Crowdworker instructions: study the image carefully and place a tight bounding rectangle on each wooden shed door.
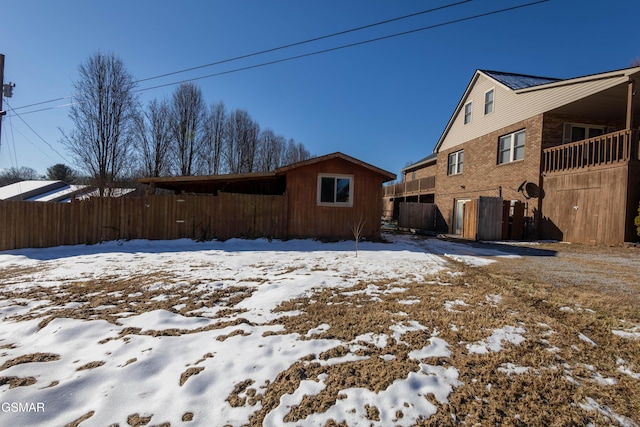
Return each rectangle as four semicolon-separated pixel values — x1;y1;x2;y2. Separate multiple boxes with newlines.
568;188;601;244
557;188;601;244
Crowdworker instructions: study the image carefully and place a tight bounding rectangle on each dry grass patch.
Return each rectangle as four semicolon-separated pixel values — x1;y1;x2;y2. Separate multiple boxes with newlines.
126;413;152;426
246;256;640;425
0;376;36;388
64;411;95;427
0;273;256;330
423;258;640;426
227;379;259;407
179;367;205;386
0;352;60;371
76;361;105;371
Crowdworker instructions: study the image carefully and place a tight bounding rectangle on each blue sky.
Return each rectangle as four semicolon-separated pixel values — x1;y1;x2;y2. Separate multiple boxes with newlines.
1;0;639;178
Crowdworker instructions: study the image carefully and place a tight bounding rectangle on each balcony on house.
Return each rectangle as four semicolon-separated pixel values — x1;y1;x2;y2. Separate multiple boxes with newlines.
382;175;436;221
383;175;436;199
542;129;640;173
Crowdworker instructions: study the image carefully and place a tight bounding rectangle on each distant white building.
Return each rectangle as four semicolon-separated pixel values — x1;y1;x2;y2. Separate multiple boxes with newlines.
0;180;92;202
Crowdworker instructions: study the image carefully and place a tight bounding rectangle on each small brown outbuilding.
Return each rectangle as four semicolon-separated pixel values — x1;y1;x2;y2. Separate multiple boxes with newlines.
139;152;396;240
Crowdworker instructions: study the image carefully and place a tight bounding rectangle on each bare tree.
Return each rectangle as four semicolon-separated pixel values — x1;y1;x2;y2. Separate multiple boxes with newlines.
61;51;138;195
350;214;368;257
170;82;205;176
0;166;41;186
135;98;172;177
225;109;259;173
282;138;312;165
255;129;286;172
200;101;227;175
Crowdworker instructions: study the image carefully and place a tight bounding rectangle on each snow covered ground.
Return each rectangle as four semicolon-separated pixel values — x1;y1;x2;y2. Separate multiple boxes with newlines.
0;234;635;426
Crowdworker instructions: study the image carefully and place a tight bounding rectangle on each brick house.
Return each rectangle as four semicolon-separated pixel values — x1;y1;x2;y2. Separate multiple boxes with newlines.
396;66;640;244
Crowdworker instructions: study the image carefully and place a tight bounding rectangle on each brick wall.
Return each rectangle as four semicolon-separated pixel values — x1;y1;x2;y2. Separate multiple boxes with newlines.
434;114;544;234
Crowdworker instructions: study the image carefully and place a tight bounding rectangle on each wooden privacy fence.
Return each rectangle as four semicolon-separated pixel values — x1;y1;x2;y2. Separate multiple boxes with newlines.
462;197;526;241
398;202;437;231
0;193;287;251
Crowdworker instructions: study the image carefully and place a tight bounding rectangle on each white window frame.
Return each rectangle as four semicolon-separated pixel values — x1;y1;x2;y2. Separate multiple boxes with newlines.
463;101;473;125
484;88;494;115
448;150;464;175
317;174;354;207
498;129;526;164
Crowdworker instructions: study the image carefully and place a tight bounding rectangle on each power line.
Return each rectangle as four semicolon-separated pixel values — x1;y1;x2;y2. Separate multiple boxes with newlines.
10;96;73;111
6;116;59;164
10;0;549;116
136;1;549;92
3;100;71;163
135;0;473;84
11;0;472;112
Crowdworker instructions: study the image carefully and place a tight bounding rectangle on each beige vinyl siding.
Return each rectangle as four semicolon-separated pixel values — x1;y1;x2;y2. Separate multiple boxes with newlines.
438;72;632;152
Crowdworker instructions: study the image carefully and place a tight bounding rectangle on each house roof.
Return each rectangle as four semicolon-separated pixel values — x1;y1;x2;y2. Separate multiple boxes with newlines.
138;152;396;194
0;180;63;201
0;180;137;202
0;180;91;202
480;70;561;90
401;153;437;173
433;65;640;153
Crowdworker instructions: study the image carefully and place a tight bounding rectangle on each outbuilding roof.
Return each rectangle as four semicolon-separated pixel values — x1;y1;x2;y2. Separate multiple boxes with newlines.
275;152;396;180
139;152;396;194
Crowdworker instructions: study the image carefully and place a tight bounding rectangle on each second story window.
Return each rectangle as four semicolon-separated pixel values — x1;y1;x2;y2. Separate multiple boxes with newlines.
498;130;526;164
464;102;473;125
448;150;464;175
484;89;494;115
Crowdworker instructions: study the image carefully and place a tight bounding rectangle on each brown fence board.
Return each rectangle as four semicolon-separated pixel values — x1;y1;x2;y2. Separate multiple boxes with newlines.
398;203;437;231
0;193;287;251
462;199;478;240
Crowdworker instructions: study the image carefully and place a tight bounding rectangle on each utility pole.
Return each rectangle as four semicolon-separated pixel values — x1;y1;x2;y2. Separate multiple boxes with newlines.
0;53;5;152
0;53;15;154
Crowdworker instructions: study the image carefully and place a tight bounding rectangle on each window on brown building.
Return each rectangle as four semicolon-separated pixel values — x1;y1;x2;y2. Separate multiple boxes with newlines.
317;174;353;207
498;130;525;164
448;150;464;175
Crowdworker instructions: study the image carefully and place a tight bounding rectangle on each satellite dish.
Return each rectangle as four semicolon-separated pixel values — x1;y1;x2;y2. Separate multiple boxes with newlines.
516;180;540;199
525;182;540;199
